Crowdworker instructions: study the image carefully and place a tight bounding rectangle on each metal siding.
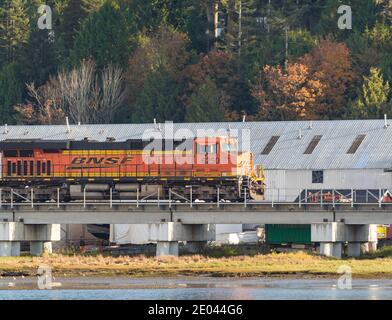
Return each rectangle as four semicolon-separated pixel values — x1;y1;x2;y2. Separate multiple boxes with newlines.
2;119;392;170
265;169;391;194
266;225;311;245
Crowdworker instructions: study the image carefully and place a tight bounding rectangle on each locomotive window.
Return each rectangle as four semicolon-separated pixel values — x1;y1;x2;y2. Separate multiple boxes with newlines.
37;161;41;176
4;150;17;157
23;161;28;176
47;160;51;175
17;161;22;176
197;144;217;154
206;144;217;153
19;150;34;157
197;144;206;154
7;161;11;176
222;143;237;152
30;161;34;176
12;163;16;174
42;162;46;174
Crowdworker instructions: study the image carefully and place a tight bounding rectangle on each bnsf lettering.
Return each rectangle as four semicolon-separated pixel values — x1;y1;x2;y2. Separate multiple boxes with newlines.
71;157;133;165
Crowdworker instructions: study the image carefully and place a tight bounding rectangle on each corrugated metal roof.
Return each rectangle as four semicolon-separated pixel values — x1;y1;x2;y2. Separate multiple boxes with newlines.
1;120;392;170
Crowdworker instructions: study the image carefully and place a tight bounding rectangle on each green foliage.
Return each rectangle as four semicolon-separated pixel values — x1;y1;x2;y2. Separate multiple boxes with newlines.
351;67;390;118
70;1;135;69
0;63;22;123
185;78;224;122
0;0;30;66
132;67;182;123
0;0;392;124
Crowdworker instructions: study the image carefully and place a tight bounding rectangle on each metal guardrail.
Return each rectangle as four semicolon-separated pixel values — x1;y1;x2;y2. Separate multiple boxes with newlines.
0;188;392;210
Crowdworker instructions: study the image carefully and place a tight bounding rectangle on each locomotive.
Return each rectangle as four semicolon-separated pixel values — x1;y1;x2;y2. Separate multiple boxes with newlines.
0;136;264;202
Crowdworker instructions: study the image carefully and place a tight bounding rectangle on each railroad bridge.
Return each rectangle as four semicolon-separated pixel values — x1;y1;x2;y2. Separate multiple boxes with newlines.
0;188;391;258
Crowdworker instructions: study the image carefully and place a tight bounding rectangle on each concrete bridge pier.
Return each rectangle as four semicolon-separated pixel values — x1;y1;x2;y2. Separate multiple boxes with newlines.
312;223;345;258
30;241;53;256
0;222;23;257
345;224;378;258
319;242;343;259
0;222;60;257
24;224;59;256
312;223;378;258
148;223;215;257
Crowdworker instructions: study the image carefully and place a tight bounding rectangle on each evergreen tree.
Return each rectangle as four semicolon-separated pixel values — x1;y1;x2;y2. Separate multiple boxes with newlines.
132;67;183;123
55;0;100;65
70;0;134;69
22;0;57;85
352;67;390;118
0;0;30;66
185;78;224;122
0;62;22;123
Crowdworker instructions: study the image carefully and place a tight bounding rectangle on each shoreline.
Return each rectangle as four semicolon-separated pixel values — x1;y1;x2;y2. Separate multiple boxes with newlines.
2;251;392;279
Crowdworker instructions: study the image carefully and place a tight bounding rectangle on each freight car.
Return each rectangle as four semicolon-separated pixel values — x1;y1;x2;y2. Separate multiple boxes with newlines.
0;136;264;202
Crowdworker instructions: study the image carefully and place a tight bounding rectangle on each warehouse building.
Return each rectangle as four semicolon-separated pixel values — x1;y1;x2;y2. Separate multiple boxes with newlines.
1;119;391;245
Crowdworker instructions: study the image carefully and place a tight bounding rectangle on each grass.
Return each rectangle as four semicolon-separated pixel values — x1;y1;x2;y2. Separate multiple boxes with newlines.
2;250;392;278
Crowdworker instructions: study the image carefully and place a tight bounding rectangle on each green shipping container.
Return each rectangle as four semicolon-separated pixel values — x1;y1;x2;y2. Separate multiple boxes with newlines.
265;225;311;245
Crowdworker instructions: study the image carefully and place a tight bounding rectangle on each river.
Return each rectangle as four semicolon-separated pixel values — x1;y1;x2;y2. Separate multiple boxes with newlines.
0;277;391;300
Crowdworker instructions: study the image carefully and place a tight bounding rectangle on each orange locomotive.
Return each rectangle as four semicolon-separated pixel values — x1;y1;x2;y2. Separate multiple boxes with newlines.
0;136;264;202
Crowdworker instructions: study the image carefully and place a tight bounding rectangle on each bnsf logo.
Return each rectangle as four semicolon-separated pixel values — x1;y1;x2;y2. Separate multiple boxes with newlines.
71;157;134;165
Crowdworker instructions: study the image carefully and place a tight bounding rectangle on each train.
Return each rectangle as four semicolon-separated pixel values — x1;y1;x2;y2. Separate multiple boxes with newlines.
0;136;265;203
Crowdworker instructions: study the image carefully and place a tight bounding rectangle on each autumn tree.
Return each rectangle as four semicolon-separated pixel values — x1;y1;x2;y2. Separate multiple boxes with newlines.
252;62;325;120
300;39;357;119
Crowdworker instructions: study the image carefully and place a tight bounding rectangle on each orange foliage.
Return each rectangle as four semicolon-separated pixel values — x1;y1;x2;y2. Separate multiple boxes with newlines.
300;38;357;118
252;63;325;120
253;38;357;120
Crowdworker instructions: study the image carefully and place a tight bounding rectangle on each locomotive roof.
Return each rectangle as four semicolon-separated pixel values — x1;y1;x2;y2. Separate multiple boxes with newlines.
0;119;391;170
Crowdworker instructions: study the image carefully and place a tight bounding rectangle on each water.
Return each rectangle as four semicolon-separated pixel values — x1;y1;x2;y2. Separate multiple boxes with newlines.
0;277;391;300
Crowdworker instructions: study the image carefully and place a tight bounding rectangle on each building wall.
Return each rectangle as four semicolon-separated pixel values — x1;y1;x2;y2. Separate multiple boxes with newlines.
264;169;392;202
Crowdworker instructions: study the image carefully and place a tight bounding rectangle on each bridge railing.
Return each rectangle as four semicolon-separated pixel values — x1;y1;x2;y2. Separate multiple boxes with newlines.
0;187;391;210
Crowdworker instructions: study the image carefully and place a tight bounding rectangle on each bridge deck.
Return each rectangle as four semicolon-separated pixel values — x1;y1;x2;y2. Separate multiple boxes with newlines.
0;201;391;225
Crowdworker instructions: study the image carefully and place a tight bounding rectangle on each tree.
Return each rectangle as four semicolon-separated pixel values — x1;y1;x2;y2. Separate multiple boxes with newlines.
376;0;392;24
185;78;224;122
252;62;325;120
180;50;255;117
132;67;182;123
0;62;23;123
126;25;190;122
55;0;103;64
300;38;357;119
70;0;135;69
351;67;390;118
21;0;58;86
14;60;126;124
0;0;30;66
